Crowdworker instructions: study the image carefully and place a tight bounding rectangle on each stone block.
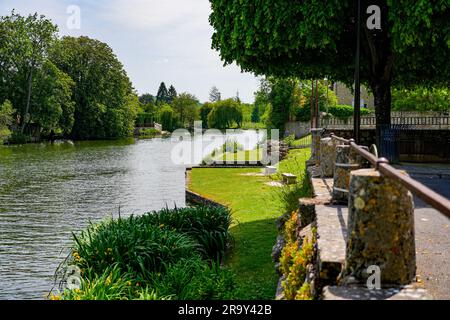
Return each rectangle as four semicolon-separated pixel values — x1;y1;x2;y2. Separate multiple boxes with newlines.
332;145;364;203
298;198;317;228
310;128;323;166
341;169;416;285
282;173;297;185
319;137;338;178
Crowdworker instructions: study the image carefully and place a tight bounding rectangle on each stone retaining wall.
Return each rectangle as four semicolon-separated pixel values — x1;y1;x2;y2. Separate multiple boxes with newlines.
285;121;311;138
185;189;226;208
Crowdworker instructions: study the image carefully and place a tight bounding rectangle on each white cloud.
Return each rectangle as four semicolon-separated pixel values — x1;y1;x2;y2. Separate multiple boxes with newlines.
100;0;210;31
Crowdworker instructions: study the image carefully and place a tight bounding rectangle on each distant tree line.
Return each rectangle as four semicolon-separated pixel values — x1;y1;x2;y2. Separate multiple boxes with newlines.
139;84;246;132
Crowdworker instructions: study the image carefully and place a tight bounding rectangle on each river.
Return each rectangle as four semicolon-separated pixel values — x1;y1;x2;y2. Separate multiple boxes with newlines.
0;131;264;299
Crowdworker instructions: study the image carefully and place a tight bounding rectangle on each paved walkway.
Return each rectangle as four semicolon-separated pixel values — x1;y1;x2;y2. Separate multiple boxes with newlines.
395;163;450;300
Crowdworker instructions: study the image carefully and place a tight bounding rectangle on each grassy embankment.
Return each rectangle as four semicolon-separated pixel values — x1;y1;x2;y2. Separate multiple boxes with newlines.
188;145;311;299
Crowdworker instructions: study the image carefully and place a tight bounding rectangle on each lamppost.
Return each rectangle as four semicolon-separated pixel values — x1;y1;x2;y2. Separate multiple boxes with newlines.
354;0;361;144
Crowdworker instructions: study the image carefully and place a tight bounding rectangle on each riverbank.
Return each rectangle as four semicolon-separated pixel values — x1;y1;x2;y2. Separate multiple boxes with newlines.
187;148;311;299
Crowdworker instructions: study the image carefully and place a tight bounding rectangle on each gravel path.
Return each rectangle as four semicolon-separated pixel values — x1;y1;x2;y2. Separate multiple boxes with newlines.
399;165;450;300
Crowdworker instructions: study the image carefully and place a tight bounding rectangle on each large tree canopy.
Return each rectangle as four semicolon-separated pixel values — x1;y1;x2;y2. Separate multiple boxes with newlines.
0;11;58;133
50;36;138;139
210;0;450;142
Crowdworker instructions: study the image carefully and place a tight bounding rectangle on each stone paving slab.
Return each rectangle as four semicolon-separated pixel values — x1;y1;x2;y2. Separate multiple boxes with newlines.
307;165;334;204
316;205;348;265
323;285;432;300
316;205;348;283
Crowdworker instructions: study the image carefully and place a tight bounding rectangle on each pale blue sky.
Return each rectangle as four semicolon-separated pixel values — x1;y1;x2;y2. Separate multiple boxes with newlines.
0;0;260;102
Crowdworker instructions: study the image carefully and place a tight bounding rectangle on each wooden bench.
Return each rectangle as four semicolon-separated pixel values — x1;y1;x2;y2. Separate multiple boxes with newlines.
282;173;297;185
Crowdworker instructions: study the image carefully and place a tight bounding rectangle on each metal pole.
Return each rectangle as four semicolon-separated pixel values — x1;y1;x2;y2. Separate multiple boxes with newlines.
310;79;315;129
354;0;361;144
314;80;319;128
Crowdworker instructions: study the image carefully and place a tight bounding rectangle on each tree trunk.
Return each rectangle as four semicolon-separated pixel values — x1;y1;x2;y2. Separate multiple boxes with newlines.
21;68;33;133
364;2;393;148
371;79;391;147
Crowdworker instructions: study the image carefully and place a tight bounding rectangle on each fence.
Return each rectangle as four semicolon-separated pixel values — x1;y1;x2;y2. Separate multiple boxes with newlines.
321;112;450;130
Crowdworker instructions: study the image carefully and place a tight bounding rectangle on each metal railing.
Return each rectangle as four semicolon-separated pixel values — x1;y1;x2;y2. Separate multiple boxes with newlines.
322;115;450;130
330;133;450;219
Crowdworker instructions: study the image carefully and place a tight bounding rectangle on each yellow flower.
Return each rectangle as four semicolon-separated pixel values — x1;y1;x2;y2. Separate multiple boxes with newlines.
105;273;112;286
49;294;61;301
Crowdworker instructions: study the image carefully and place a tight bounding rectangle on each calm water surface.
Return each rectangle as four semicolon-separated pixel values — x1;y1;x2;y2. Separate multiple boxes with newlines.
0;131;263;299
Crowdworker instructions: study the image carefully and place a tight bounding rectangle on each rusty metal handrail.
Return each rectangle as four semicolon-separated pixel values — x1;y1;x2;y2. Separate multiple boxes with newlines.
329;134;450;219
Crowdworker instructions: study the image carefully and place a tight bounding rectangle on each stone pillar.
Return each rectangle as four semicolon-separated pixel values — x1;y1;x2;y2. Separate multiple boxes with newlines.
319;137;338;178
307;128;323;167
341;168;416;285
332;145;364;203
298;198;317;228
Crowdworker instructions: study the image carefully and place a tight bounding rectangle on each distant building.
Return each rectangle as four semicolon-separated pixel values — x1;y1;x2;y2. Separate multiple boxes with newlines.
332;82;374;109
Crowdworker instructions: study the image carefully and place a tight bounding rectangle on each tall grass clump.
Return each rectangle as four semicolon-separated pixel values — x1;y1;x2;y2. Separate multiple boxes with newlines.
272;149;312;213
150;257;236;300
55;205;235;300
140;206;233;261
72;217;198;278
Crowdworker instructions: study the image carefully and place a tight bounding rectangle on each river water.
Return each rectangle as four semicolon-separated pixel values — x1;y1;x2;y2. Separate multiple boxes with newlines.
0;131;263;300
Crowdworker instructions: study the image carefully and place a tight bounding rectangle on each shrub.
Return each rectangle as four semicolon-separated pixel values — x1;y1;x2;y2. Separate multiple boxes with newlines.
138;128;160;138
140;206;233;261
60;264;135;300
279;234;316;300
283;134;295;147
58;205;235;300
58;264;172;300
283;211;299;244
150;257;236;300
8;131;28;144
72;217;199;278
326;104;373;119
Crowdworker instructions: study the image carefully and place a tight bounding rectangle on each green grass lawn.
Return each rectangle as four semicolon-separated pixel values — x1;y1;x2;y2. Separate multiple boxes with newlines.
189;148;311;299
290;134;312;148
212;149;263;162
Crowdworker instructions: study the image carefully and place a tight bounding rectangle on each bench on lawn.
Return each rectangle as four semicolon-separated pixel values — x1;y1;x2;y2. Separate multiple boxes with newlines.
282;173;297;185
